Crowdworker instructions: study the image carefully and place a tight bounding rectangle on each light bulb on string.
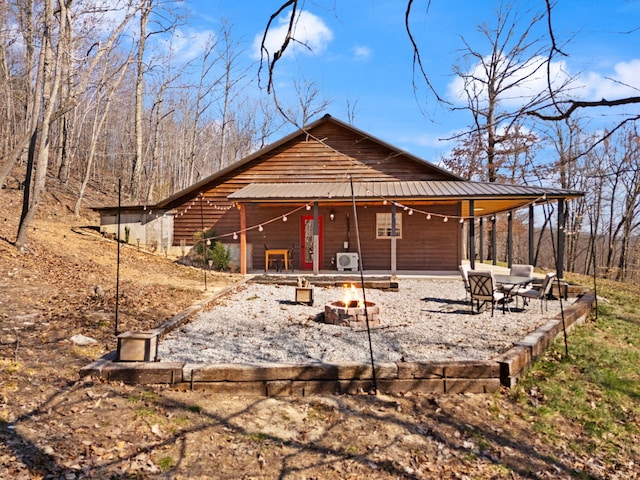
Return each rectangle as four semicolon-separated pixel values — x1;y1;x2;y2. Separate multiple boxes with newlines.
426;213;431;220
459;218;464;224
258;225;263;232
282;215;288;222
306;204;311;210
443;216;448;222
408;209;413;215
383;199;387;206
233;232;238;240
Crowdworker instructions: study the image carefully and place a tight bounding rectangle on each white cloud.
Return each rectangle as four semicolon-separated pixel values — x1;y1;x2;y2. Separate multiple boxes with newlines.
251;10;333;60
576;59;640;100
161;28;216;63
447;55;571;108
447;53;640;108
352;45;372;62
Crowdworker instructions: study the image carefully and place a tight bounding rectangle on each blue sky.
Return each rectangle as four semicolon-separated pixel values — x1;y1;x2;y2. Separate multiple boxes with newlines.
183;1;640;161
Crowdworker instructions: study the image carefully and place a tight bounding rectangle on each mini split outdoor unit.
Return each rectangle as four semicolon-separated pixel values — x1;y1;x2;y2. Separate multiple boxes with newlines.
336;252;359;271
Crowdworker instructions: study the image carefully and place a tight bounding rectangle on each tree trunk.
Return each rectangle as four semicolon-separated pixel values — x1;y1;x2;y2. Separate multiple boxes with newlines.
16;0;65;252
130;0;151;200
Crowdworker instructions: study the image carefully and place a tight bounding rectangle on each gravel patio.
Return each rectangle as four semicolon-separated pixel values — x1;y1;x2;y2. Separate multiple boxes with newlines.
157;277;569;365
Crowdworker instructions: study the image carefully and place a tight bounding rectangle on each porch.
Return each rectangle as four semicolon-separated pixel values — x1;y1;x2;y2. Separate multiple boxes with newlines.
228;180;580;277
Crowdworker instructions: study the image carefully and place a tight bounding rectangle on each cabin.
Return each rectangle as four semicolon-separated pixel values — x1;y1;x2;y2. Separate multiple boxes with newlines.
95;114;582;275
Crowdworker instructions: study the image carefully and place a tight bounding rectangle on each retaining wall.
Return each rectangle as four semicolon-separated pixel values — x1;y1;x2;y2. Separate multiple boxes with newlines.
80;291;596;396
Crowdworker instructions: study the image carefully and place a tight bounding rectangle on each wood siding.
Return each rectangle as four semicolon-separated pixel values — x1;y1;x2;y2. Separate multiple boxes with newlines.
169;118;462;270
171;121;453;245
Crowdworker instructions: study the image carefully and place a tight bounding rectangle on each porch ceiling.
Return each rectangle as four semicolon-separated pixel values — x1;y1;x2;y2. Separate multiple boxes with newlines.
228;181;583;217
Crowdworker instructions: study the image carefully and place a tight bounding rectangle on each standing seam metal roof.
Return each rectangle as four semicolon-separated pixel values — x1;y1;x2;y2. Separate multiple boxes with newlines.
227;181;583;201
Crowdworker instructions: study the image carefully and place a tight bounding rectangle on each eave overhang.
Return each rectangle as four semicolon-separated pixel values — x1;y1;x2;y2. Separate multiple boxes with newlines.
228;180;584;217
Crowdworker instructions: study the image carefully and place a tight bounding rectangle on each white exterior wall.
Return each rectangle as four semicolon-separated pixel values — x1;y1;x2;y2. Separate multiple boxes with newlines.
99;210;175;254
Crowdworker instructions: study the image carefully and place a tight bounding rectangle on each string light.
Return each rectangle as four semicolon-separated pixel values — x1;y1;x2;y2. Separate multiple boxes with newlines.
172;188;547;244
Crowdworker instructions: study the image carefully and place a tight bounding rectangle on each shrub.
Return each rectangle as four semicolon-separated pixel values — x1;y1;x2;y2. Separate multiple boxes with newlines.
192;229;231;271
209;241;231;271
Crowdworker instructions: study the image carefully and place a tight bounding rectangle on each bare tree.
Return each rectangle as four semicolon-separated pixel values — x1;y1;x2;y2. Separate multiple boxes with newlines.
16;0;66;251
440;132;486;180
260;1;639;149
448;2;560;182
74;55;131;216
130;0;152;200
13;0;138;251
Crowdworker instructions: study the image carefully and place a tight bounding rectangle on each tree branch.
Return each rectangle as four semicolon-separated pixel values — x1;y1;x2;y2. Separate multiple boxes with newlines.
258;0;298;94
527;96;640;121
404;0;448;104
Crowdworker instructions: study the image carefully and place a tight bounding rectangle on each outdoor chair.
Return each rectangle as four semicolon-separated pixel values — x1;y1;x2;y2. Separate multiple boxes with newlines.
501;264;534;308
467;270;505;316
459;264;471;302
288;244;295;272
510;264;534;278
515;272;556;313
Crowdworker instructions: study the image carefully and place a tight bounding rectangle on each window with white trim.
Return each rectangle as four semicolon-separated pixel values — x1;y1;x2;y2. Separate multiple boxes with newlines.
376;213;402;239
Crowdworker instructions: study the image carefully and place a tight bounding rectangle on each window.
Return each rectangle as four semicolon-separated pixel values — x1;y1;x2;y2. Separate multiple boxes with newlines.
376;213;402;239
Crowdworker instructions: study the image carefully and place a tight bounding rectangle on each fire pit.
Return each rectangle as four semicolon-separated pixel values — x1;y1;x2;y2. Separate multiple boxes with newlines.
323;284;381;327
324;300;381;327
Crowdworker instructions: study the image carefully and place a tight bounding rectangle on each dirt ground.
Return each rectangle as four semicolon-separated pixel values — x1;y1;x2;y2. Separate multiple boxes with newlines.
0;182;631;479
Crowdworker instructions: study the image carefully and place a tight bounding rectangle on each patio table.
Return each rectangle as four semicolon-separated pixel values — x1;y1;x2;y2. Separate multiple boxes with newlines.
494;274;534;311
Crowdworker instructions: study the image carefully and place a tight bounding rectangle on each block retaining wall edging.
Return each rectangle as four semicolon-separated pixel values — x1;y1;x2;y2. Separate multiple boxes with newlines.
80;292;596;396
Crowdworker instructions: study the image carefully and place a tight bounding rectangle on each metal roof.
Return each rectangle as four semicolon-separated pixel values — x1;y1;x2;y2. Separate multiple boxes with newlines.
228;180;582;201
228;180;583;216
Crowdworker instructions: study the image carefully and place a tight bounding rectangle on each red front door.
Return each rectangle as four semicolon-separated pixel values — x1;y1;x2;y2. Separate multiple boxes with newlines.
300;215;323;270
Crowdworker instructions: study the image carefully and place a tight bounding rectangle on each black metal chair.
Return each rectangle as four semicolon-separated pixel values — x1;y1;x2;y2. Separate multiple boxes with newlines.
468;270;505;316
288;244;295;272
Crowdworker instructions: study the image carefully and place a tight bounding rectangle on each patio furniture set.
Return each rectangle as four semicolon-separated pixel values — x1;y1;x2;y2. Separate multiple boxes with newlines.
459;264;556;316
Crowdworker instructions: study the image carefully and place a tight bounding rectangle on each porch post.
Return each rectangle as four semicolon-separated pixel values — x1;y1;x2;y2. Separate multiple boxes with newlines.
479;217;484;263
313;202;319;275
507;211;513;267
469;200;475;269
239;203;247;275
557;198;566;279
491;215;497;265
391;203;397;274
529;204;535;266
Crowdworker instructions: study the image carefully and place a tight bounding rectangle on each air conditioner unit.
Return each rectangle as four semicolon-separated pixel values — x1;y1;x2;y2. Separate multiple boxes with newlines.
336;252;359;271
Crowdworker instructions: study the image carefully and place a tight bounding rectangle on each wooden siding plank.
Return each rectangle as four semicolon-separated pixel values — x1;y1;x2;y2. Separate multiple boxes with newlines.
170;121;463;270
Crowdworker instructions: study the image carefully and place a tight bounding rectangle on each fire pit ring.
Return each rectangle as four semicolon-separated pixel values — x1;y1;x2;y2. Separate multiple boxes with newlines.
323;300;381;328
